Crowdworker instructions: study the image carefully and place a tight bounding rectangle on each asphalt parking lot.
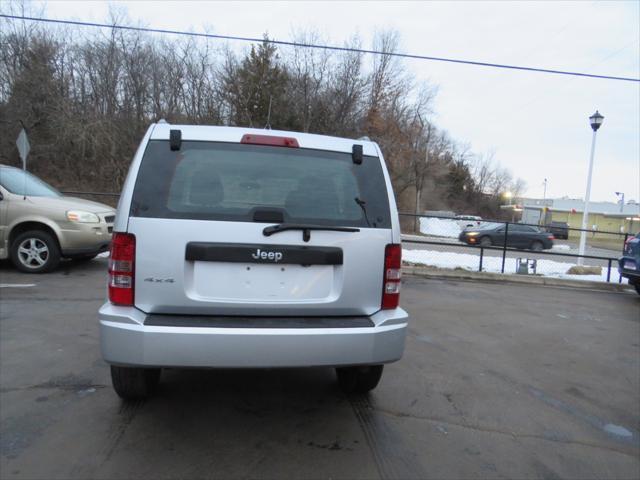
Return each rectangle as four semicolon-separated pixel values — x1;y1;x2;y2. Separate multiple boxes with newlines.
1;258;639;479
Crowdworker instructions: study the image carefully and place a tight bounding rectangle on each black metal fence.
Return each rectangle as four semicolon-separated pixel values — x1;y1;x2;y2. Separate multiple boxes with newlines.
400;213;628;283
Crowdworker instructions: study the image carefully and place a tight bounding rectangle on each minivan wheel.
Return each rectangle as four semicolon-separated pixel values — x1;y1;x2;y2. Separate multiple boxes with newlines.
336;365;384;394
10;230;61;273
530;241;544;252
110;366;161;401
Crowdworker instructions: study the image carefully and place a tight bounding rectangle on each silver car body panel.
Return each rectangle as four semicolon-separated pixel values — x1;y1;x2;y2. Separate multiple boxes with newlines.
130;217;391;316
100;303;408;368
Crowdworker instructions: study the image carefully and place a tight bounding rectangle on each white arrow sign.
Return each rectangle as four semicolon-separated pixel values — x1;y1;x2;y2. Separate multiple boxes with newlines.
16;129;30;170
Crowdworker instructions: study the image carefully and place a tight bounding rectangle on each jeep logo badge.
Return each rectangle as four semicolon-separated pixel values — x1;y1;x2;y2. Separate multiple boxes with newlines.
251;248;283;262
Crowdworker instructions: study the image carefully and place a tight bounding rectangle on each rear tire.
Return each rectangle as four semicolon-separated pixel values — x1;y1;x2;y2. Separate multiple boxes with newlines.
10;230;61;273
110;366;161;401
635;283;640;295
530;241;544;252
479;236;492;247
336;365;384;394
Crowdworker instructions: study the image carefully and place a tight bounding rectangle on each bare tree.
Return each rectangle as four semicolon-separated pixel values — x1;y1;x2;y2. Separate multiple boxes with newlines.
0;9;524;218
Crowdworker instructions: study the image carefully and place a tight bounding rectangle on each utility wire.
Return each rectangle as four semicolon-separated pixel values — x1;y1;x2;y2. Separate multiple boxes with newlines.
1;14;639;83
506;39;640;116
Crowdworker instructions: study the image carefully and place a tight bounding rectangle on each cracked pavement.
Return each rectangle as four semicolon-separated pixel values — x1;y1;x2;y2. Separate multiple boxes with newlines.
0;258;638;479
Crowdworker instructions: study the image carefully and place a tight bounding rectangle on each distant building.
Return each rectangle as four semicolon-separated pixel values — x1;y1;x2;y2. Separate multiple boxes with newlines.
521;198;640;234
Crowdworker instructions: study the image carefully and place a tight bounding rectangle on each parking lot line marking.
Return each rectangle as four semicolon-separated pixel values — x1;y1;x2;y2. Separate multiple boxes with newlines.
0;283;36;288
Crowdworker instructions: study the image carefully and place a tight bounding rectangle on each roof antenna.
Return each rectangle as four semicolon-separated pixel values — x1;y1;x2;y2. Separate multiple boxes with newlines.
264;95;272;130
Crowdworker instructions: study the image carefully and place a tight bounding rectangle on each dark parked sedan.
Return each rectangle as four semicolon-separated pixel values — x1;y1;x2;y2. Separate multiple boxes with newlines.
458;222;554;251
546;221;569;240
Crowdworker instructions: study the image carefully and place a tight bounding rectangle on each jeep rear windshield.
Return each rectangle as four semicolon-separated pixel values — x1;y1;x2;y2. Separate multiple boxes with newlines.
130;140;392;228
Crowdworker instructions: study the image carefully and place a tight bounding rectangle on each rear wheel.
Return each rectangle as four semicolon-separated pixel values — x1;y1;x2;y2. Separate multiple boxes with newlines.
336;365;384;394
530;241;544;252
635;283;640;295
110;366;161;401
479;236;492;247
10;230;61;273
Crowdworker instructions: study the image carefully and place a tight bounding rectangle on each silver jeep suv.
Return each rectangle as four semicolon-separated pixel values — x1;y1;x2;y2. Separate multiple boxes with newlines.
99;123;408;400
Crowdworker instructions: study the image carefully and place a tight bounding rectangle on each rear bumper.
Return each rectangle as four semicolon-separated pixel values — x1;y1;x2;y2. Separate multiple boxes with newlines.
99;304;408;368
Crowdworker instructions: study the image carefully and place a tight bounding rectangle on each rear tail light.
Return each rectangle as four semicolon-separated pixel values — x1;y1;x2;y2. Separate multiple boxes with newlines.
382;244;402;309
108;233;135;306
548;235;555;240
241;134;299;148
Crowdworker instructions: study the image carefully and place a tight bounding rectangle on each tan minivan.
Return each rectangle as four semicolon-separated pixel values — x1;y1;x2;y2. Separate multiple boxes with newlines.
0;165;116;273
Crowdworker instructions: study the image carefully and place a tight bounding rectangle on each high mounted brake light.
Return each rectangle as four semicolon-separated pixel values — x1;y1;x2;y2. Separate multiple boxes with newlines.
382;244;402;309
108;233;135;306
241;134;299;148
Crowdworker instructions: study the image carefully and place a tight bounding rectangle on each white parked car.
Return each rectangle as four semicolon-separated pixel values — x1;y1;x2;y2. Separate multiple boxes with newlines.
99;123;409;400
455;214;483;230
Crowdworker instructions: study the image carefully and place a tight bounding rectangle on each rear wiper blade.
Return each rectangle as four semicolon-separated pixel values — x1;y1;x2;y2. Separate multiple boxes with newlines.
354;197;371;227
263;224;360;242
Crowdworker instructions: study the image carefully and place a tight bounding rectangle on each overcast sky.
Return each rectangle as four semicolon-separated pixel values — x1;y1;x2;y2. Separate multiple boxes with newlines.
33;0;640;203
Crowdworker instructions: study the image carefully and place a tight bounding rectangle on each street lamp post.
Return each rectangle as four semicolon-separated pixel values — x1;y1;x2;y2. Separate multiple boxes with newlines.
577;111;604;265
615;191;625;213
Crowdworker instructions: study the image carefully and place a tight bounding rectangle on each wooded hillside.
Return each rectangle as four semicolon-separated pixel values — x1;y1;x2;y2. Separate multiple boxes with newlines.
0;10;525;222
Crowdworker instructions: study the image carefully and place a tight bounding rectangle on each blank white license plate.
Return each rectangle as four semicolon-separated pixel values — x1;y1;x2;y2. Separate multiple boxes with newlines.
624;260;637;270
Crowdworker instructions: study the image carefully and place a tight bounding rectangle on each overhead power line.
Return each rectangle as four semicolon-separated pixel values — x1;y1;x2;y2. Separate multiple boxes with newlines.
1;14;639;83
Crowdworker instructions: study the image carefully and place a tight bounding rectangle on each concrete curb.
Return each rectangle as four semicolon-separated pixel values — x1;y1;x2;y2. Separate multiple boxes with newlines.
402;265;631;292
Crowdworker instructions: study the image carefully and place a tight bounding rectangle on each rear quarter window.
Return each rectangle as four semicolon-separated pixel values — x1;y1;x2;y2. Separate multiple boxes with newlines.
130;140;391;228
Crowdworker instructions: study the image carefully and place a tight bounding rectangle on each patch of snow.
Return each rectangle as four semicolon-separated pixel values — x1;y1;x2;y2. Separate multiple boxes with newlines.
603;424;633;438
403;248;626;284
97;252;110;258
419;218;461;238
551;244;571;251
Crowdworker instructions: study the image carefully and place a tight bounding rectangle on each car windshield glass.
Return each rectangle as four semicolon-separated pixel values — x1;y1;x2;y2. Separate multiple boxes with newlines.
131;141;391;228
0;168;61;197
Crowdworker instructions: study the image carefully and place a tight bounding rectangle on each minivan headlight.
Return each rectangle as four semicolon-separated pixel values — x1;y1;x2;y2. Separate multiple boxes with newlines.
67;210;100;223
